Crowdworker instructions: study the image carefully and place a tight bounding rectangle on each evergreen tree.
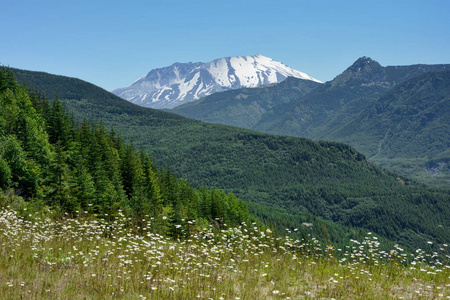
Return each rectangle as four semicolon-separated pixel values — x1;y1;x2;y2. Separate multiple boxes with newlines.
0;69;253;240
0;155;11;190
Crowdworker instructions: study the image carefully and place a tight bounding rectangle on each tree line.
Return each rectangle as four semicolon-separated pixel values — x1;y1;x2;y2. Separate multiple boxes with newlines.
0;68;251;236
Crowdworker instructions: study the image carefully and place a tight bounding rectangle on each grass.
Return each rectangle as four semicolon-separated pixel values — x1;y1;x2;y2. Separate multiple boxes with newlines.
0;207;448;299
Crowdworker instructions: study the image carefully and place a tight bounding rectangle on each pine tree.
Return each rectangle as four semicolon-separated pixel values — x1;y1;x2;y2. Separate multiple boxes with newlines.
0;156;11;190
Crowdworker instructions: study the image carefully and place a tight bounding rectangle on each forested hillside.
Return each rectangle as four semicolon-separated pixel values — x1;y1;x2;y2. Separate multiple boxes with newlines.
253;58;450;139
0;68;251;236
10;67;450;251
170;58;450;186
326;70;450;187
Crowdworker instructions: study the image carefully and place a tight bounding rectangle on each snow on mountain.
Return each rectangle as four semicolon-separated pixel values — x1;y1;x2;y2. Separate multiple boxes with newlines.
112;54;322;109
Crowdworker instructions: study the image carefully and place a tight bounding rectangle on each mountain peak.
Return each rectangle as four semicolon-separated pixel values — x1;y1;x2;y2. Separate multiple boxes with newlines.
113;55;321;109
348;56;382;71
357;56;374;62
331;56;386;86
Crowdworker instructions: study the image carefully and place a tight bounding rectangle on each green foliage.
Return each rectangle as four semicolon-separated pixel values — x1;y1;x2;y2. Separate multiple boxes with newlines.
0;135;43;198
0;68;251;237
0;156;11;189
8;67;450;251
0;66;17;92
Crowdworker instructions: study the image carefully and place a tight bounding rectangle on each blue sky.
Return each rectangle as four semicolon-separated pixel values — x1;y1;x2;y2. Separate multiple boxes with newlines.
1;0;449;90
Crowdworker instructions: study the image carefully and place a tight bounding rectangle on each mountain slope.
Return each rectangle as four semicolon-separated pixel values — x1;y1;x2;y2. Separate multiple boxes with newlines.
170;57;450;140
169;57;450;186
10;67;450;250
326;70;450;186
171;77;321;129
254;57;450;139
112;54;321;109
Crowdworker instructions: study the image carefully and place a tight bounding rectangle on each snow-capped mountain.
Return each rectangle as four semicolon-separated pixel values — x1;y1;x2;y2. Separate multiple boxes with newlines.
112;54;321;109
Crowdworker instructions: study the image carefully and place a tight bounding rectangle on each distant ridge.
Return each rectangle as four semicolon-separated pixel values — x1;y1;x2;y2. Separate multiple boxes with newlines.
112;54;321;109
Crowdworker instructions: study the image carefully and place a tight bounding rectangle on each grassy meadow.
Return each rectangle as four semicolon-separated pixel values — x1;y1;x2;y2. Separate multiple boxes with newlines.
0;207;448;300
